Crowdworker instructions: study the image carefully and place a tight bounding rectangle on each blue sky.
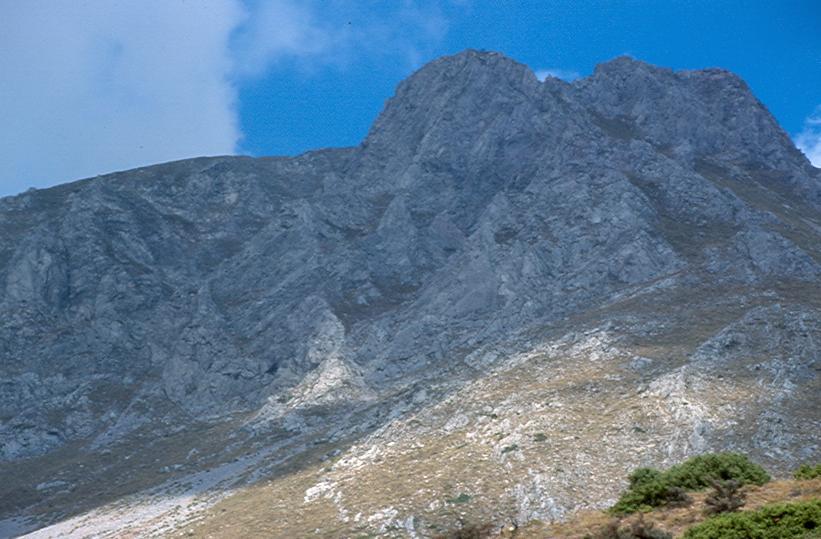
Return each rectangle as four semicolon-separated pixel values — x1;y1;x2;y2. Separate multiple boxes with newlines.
1;0;820;197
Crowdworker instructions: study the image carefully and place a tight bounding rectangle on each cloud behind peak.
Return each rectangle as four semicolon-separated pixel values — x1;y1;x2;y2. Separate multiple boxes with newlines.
795;106;821;167
0;1;452;197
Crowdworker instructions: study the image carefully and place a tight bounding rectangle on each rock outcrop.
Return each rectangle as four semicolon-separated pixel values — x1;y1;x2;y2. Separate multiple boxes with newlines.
1;50;818;537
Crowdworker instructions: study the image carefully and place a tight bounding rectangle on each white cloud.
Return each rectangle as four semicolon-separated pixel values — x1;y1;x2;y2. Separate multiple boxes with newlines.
0;1;451;197
232;0;335;77
233;1;448;75
0;1;245;197
795;106;821;167
534;68;581;82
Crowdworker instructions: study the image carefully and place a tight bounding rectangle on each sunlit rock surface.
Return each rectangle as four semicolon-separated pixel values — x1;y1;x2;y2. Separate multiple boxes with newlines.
1;50;818;537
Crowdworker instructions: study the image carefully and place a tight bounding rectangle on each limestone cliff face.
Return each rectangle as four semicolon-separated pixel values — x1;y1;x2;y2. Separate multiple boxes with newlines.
1;50;818;460
0;50;819;537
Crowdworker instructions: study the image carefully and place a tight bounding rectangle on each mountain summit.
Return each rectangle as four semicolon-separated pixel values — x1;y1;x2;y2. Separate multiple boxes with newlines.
1;51;819;537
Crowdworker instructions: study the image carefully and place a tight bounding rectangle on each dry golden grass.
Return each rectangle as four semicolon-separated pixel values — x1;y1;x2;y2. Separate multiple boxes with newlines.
180;304;819;538
146;285;821;538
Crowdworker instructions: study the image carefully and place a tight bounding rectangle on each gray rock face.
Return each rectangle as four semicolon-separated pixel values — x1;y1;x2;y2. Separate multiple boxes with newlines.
1;50;819;460
0;49;819;535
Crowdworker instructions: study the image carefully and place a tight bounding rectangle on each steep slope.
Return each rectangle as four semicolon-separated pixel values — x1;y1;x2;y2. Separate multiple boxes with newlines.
0;50;819;537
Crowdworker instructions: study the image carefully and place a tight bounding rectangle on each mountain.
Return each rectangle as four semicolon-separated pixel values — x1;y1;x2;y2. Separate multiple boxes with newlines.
0;50;819;538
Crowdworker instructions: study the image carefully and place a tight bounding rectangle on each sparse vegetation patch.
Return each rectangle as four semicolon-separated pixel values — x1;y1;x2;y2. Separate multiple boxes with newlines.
610;453;769;514
794;464;821;480
589;515;673;538
501;444;519;455
703;479;745;515
447;493;472;504
682;499;821;539
432;521;495;539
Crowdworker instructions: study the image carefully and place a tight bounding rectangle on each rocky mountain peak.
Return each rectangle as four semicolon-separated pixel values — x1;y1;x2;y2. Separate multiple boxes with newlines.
360;50;817;207
590;54;661;77
359;50;540;174
581;55;811;175
1;50;819;538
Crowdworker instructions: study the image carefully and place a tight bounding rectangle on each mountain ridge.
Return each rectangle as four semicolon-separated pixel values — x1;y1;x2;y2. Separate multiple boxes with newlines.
0;50;819;538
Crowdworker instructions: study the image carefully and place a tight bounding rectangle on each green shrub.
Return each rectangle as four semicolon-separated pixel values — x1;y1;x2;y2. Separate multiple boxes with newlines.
663;453;770;490
629;468;663;488
589;516;672;539
432;522;494;539
703;479;745;515
682;499;821;539
610;478;691;514
611;453;769;514
501;444;519;454
794;464;821;480
446;493;472;504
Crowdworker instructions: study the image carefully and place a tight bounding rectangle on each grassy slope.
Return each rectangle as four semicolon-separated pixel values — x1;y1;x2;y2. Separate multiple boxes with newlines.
180;285;818;538
512;478;821;538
